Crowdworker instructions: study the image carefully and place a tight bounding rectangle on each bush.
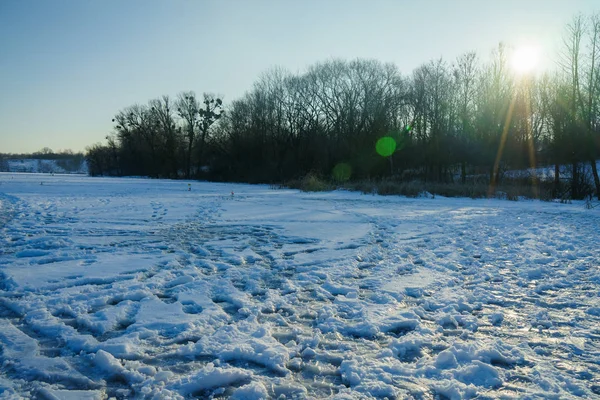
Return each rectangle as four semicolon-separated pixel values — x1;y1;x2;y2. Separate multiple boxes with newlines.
343;178;560;200
287;173;332;192
379;181;424;197
289;174;565;201
344;180;377;194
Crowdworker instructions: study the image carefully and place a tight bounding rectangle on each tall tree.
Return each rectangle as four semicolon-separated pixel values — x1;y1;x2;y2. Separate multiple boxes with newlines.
177;92;200;179
453;52;479;183
196;94;224;175
584;14;600;198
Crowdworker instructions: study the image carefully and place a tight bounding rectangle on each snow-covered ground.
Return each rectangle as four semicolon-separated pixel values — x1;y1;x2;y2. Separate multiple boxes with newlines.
1;173;599;399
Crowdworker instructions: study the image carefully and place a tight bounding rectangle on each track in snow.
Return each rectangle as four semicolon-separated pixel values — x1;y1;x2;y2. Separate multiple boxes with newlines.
1;173;599;399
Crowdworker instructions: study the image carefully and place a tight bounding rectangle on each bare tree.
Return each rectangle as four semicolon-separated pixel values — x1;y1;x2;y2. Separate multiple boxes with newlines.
585;14;600;198
555;14;600;198
176;92;200;179
196;94;224;174
453;52;479;182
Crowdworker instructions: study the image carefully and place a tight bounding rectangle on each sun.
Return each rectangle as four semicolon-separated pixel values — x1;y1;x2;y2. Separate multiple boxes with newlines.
510;45;541;75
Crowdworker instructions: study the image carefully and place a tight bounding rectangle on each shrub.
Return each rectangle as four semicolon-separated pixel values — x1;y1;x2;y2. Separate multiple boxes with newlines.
290;174;565;202
287;173;332;192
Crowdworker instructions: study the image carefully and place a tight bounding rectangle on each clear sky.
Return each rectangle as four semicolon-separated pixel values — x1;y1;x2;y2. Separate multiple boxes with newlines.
1;0;598;154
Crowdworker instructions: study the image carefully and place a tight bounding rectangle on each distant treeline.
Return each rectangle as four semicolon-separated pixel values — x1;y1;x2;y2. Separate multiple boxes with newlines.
86;14;600;199
0;149;86;173
1;148;84;161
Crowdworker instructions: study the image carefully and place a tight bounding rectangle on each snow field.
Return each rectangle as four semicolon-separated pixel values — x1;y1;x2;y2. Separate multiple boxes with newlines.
1;173;600;399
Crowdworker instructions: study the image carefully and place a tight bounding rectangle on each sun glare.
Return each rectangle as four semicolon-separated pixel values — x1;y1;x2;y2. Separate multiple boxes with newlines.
510;45;541;75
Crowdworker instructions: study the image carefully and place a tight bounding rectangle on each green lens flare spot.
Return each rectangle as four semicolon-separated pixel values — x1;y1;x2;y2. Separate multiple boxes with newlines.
376;137;396;157
332;163;352;182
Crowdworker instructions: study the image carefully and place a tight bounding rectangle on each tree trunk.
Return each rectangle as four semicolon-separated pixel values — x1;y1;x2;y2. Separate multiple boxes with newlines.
591;159;600;200
571;162;579;199
554;163;560;197
197;129;207;175
186;140;193;179
461;161;466;184
494;166;502;188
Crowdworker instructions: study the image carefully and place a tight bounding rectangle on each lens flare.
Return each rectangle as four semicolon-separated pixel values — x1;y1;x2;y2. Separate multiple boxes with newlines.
376;137;396;157
332;163;352;182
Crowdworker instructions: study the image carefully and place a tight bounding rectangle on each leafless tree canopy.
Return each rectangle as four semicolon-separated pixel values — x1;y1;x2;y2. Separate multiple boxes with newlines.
87;14;600;199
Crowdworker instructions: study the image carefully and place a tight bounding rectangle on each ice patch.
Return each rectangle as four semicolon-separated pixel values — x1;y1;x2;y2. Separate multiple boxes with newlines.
37;388;104;400
586;307;600;316
382;269;440;296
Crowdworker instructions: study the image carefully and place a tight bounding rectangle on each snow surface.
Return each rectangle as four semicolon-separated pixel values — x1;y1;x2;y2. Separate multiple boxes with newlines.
1;173;599;399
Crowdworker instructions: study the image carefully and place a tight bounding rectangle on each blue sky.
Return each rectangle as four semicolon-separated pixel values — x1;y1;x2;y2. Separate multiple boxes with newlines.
0;0;598;153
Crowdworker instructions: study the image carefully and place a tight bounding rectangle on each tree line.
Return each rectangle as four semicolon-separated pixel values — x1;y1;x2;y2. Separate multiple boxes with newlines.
1;148;84;160
86;14;600;199
1;149;86;173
